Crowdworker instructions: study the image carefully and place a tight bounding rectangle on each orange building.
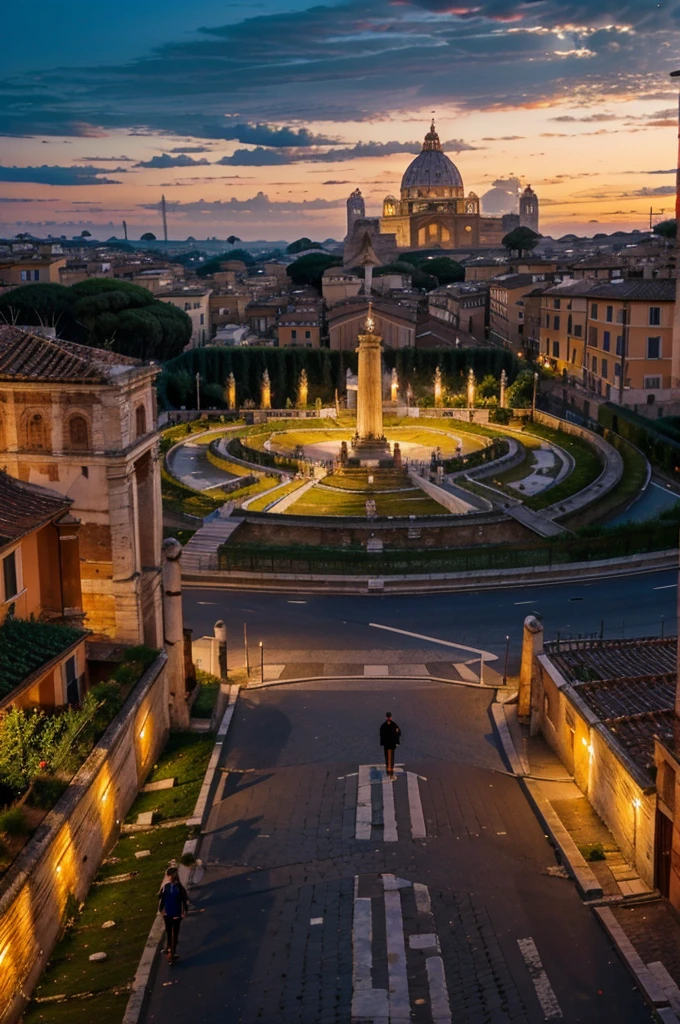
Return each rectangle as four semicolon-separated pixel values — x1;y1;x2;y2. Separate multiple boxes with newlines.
0;472;87;710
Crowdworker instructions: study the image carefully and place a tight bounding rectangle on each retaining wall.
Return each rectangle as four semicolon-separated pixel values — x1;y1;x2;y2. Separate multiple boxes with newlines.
0;654;170;1024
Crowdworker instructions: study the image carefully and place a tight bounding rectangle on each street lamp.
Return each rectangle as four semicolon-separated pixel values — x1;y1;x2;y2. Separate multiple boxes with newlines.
195;371;201;412
259;641;264;684
531;371;539;421
503;635;510;685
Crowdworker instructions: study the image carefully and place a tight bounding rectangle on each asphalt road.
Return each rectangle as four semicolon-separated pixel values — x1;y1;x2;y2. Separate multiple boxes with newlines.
183;568;677;674
142;680;653;1023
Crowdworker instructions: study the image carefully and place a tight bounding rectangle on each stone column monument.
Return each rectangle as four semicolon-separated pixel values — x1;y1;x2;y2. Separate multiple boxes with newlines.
355;304;389;458
162;537;190;729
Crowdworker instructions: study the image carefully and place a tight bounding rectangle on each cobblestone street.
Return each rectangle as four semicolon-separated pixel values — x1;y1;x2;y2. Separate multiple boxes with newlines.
142;676;653;1023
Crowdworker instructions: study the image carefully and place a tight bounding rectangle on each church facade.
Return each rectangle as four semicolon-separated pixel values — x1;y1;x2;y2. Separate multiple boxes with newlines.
378;122;506;250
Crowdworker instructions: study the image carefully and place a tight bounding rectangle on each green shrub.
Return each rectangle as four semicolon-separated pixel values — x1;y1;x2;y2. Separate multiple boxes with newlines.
29;775;69;809
0;807;28;837
579;842;606;862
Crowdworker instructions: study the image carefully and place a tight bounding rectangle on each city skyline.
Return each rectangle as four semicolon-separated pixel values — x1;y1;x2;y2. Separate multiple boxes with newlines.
0;0;678;240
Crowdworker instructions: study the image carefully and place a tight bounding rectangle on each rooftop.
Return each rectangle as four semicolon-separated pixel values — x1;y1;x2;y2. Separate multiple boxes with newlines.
0;616;86;699
0;326;144;384
0;473;73;549
545;636;677;779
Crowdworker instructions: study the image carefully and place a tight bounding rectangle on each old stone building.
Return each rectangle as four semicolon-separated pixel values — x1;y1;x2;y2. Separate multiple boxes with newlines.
0;326;163;646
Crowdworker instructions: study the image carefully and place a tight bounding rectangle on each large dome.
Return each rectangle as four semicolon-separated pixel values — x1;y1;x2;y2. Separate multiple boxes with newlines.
401;122;463;191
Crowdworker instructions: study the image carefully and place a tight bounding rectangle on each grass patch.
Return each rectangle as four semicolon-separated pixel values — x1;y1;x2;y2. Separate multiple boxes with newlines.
205;446;256;478
191;670;220;719
579;842;606;862
24;824;190;1024
286;483;447;517
322;469;411;492
520;424;603;511
124;731;215;823
247;478;307;512
160;466;227;519
563;437;648;529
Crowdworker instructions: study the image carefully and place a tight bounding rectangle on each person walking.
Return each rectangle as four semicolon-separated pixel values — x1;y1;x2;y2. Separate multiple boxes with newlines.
158;866;189;962
380;711;401;778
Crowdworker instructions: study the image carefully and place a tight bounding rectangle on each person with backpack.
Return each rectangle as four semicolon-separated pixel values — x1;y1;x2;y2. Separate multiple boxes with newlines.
158;866;189;962
380;711;401;778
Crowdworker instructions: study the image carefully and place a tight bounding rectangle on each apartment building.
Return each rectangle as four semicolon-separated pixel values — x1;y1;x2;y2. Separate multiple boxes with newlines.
540;279;677;409
157;286;212;347
489;273;549;353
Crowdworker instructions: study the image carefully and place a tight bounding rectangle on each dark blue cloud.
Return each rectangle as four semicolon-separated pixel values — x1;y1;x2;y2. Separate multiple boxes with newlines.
135;153;211;168
0;165;125;185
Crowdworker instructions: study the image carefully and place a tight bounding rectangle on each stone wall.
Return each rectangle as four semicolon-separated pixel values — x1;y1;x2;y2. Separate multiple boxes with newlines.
535;655;655;886
0;654;170;1024
233;508;536;549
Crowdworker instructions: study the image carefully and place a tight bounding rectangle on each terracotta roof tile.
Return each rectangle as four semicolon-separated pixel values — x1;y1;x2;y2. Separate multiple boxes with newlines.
0;325;140;383
0;471;72;548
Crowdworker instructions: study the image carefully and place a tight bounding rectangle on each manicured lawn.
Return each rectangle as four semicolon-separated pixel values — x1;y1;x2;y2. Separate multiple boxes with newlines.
247;478;308;511
322;469;411;492
286;483;447;516
520;424;603;511
564;438;649;529
191;671;220;719
124;731;215;823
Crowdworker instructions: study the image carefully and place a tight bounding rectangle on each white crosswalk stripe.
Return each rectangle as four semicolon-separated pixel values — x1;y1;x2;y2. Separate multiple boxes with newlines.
354;764;427;842
517;937;563;1019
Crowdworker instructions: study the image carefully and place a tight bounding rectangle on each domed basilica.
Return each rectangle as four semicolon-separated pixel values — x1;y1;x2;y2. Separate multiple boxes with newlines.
343;121;533;265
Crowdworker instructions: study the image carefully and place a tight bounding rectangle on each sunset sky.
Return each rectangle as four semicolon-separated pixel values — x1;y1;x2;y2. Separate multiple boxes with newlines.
1;0;679;242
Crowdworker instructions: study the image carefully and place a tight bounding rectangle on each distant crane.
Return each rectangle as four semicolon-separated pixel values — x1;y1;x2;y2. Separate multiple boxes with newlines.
161;194;168;243
649;206;666;230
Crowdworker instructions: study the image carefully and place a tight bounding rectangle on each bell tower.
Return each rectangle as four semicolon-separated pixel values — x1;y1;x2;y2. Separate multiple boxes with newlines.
346;188;365;237
519;185;539;234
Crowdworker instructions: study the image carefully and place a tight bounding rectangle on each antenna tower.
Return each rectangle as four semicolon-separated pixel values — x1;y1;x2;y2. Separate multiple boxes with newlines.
161;194;168;243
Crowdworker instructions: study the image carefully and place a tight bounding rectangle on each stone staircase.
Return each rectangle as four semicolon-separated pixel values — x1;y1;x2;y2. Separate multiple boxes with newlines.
181;507;242;574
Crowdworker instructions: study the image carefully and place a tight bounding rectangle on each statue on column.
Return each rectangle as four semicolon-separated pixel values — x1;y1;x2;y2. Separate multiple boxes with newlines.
297;369;308;409
261;369;271;410
467;367;476;409
500;368;507;409
225;371;236;411
390;368;399;404
433;366;443;408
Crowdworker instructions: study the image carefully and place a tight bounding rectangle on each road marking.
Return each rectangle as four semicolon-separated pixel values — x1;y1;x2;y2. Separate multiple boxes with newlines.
407;772;426;839
653;584;677;590
384;886;410;1020
351;892;388;1021
455;661;480;683
382;773;398;842
413;882;431;916
409;933;439;950
287;599;307;604
310;917;323;925
356;765;372;840
514;600;534;605
517;937;562;1019
426;956;452;1023
369;622;498;661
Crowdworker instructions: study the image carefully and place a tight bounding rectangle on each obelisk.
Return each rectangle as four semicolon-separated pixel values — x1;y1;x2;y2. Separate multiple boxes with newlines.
355;303;388;454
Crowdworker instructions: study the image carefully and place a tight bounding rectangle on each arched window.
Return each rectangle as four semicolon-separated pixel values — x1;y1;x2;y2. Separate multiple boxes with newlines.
27;413;46;449
68;415;89;450
135;404;147;438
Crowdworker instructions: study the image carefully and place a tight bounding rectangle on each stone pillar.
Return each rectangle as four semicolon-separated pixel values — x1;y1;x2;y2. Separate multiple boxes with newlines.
214;619;228;680
518;615;543;719
162;538;190;728
56;514;83;617
356;313;384;442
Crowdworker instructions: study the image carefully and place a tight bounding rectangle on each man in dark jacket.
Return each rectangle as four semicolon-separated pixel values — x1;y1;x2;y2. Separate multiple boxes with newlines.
158;866;189;962
379;712;401;778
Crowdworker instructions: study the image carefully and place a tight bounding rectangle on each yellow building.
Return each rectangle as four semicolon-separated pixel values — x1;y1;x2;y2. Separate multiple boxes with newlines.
157;286;211;347
0;471;87;710
0;257;66;287
540;280;678;408
488;274;549;353
0;326;163;645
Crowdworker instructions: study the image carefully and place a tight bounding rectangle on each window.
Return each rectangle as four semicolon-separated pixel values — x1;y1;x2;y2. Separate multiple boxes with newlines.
193;302;200;310
649;306;661;326
616;335;623;356
65;656;80;706
305;330;311;339
135;404;147;437
545;338;550;353
590;303;598;319
592;356;598;374
552;341;560;358
291;329;297;340
606;305;613;323
553;316;560;330
553;299;561;310
602;331;610;352
199;313;205;325
644;376;661;389
571;349;577;364
68;415;88;450
588;326;598;347
20;270;28;282
573;324;583;337
614;364;621;378
647;336;662;359
616;309;626;324
545;313;550;328
601;359;608;379
3;551;18;601
518;312;524;320
27;413;46;449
